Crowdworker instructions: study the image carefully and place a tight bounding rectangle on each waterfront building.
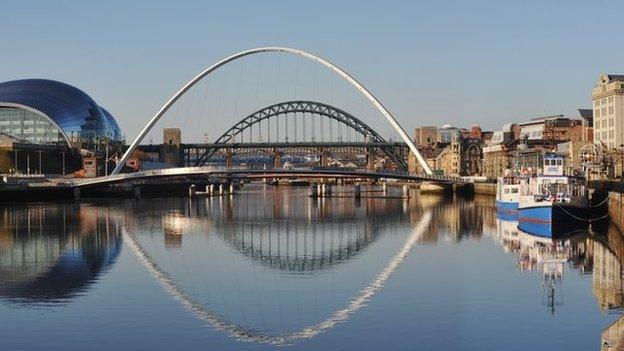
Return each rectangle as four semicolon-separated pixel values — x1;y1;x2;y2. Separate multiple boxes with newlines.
437;124;461;144
518;115;585;145
413;126;437;149
0;79;121;146
0;79;122;174
482;123;519;179
592;74;624;150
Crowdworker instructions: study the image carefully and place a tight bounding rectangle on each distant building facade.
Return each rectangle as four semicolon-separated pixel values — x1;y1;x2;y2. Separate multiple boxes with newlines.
592;74;624;150
414;126;437;149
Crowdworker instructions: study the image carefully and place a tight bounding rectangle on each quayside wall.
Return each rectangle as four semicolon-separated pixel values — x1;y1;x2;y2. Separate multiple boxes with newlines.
610;192;624;232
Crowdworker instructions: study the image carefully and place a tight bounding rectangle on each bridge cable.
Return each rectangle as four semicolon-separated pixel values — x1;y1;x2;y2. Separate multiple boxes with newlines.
197;73;212;143
254;55;264;142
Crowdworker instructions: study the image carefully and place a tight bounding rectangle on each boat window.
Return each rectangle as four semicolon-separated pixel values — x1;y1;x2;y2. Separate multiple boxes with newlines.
504;188;510;194
557;159;563;166
511;188;519;194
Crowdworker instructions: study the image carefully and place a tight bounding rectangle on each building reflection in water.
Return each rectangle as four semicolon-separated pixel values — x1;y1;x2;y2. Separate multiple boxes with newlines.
0;204;122;305
487;211;624;350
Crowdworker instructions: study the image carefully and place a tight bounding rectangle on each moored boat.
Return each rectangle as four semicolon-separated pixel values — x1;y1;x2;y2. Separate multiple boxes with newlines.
517;153;590;238
496;173;524;220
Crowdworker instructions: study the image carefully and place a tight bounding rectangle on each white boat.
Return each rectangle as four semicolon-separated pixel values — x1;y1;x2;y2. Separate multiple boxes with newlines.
517;152;589;238
496;173;525;219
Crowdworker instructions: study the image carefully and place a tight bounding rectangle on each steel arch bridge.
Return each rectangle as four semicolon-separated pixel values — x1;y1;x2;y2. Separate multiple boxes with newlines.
195;100;408;170
111;46;432;176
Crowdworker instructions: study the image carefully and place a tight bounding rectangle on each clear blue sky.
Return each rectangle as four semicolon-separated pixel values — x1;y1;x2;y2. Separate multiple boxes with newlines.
1;0;622;141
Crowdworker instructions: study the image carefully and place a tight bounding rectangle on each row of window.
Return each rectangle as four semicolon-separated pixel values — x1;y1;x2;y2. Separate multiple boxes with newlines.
594;117;615;130
594;96;615;107
545;158;563;166
594;105;615;118
0;108;65;144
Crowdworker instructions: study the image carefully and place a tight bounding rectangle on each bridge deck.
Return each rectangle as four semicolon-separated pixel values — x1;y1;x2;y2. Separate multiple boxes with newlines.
74;166;466;187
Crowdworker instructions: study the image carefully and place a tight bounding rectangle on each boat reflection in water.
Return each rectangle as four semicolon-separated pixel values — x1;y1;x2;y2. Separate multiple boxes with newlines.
0;204;122;305
492;212;624;349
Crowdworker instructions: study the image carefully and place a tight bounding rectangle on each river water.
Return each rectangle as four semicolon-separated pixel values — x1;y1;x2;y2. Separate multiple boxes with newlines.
0;185;622;350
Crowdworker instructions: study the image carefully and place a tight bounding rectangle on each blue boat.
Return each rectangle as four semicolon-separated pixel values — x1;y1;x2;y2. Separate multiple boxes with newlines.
517;153;590;238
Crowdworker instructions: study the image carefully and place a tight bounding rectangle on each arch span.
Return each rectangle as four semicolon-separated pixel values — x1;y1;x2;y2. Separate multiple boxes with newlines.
111;47;431;175
196;100;408;169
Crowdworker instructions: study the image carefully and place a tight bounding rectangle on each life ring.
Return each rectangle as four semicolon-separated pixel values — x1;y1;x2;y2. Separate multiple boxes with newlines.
522;168;529;175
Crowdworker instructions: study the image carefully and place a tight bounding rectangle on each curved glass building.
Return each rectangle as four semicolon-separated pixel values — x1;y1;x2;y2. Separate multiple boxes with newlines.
0;79;122;146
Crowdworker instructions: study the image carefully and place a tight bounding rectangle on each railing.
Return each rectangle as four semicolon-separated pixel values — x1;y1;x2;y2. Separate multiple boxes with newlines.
75;165;468;187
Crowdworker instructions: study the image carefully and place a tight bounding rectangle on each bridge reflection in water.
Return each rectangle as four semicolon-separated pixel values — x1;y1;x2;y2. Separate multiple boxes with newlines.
2;190;624;349
0;204;122;304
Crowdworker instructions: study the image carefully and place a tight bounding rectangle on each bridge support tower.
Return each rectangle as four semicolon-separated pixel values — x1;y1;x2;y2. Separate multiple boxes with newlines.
319;147;329;167
273;148;282;168
366;146;374;171
226;148;233;169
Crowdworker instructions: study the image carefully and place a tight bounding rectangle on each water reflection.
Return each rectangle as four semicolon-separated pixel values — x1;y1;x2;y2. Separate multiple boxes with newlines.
487;209;624;349
119;187;434;345
2;188;624;350
0;204;122;305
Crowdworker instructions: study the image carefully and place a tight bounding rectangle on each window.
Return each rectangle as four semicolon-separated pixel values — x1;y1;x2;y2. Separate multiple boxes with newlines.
511;188;519;194
595;100;600;107
603;120;607;128
609;130;614;138
602;107;607;115
596;109;600;117
609;96;614;103
557;159;563;166
602;98;607;104
504;188;510;194
609;106;614;115
610;118;614;127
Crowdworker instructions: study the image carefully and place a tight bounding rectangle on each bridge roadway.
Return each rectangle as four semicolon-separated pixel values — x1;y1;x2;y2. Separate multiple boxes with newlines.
181;141;409;149
73;166;465;188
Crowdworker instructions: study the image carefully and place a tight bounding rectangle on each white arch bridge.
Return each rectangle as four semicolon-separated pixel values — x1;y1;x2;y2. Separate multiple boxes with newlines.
75;166;464;188
110;46;433;178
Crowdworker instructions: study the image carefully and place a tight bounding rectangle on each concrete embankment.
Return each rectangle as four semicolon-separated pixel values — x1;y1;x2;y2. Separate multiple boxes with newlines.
609;192;624;232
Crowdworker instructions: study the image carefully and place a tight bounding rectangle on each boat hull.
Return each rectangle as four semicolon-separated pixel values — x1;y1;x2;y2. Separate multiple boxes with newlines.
496;200;519;221
518;204;588;238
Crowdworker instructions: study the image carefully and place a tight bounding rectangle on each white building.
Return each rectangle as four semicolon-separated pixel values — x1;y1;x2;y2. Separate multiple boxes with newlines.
592;74;624;150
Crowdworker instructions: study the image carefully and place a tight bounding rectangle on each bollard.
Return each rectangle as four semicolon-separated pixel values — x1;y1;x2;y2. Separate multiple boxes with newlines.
354;183;361;199
188;184;196;197
403;185;409;198
229;183;235;194
219;184;224;195
209;184;215;195
318;184;323;197
206;185;210;193
382;183;387;195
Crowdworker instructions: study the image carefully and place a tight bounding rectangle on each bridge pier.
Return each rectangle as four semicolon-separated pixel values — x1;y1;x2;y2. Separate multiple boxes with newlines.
226;148;233;169
273;148;282;168
366;146;374;171
319;147;329;167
